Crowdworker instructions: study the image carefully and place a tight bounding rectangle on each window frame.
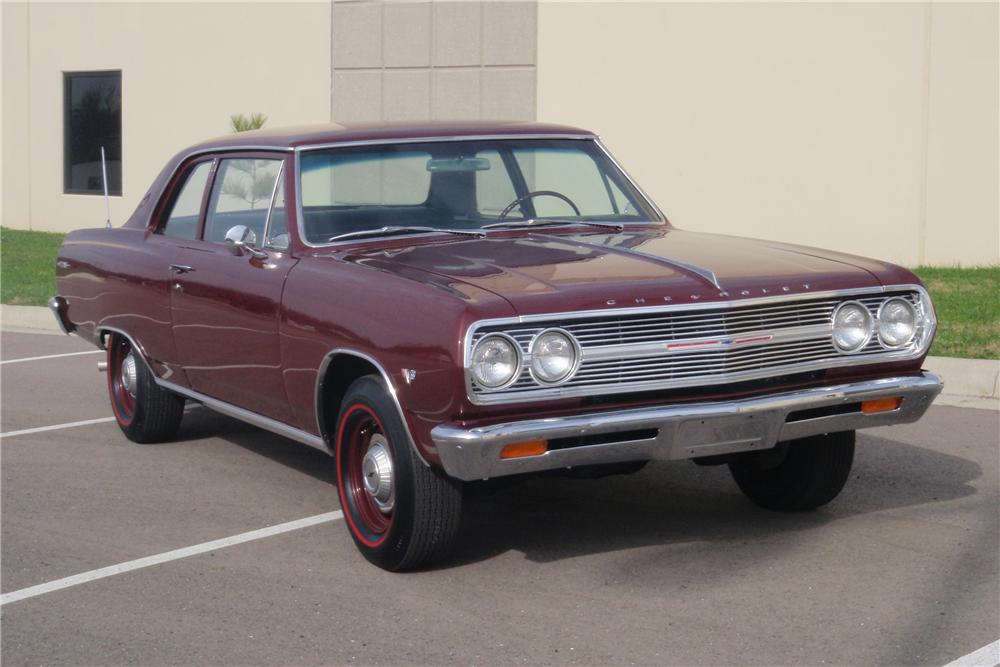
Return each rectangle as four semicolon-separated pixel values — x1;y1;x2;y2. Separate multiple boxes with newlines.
154;157;217;241
63;70;123;196
203;155;287;248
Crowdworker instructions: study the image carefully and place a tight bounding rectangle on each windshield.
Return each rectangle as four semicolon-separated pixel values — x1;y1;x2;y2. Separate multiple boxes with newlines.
297;138;660;244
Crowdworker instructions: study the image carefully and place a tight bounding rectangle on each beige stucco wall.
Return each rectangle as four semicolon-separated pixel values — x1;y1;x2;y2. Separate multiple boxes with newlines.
332;1;537;123
537;1;999;267
1;1;332;233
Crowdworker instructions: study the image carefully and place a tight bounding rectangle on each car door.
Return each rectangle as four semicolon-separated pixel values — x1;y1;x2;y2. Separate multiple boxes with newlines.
167;153;298;423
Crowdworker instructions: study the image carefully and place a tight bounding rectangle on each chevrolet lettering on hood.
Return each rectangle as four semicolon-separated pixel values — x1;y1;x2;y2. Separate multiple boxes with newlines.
52;122;942;571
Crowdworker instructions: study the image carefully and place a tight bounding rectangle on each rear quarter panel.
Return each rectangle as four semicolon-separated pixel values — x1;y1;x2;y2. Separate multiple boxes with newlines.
56;227;184;381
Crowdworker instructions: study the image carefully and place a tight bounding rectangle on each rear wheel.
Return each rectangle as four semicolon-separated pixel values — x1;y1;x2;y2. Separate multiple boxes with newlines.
335;376;462;571
728;431;855;511
106;332;184;443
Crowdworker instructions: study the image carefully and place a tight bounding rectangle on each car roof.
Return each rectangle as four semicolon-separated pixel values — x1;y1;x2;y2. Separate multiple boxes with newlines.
184;121;597;153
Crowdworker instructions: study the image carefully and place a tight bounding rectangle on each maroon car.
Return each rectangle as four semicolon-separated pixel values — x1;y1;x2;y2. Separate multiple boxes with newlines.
52;122;942;570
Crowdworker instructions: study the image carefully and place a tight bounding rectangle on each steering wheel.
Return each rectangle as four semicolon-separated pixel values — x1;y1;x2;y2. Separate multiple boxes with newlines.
497;190;582;222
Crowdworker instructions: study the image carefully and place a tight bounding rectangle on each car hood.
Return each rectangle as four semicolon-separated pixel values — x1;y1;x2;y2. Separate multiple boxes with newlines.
340;227;904;316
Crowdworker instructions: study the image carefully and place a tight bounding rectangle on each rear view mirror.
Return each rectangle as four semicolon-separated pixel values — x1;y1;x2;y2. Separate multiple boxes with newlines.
426;157;491;172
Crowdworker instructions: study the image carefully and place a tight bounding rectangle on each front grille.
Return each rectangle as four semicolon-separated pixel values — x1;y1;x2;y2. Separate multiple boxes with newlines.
468;289;926;404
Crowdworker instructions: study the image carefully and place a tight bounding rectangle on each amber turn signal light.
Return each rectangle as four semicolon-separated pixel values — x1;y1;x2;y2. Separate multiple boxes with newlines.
862;397;903;414
500;439;549;459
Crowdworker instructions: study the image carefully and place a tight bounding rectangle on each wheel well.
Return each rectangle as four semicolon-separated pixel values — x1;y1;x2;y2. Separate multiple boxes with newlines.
317;354;382;444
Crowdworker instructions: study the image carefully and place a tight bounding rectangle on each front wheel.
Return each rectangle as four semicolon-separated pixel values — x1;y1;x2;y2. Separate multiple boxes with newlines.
728;431;855;511
106;332;184;443
335;376;462;571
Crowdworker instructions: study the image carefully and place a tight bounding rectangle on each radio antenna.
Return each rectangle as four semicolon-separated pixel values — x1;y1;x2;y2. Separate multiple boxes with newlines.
101;146;111;229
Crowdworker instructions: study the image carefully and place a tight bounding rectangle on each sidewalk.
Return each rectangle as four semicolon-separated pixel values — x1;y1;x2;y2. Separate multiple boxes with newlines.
3;304;997;409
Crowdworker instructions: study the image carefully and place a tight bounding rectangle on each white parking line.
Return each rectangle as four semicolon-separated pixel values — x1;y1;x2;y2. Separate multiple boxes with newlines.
942;640;1000;667
0;511;344;606
0;350;102;365
0;417;117;439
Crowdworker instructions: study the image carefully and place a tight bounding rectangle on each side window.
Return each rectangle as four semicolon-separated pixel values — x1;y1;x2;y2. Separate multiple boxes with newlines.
161;161;212;239
204;159;282;245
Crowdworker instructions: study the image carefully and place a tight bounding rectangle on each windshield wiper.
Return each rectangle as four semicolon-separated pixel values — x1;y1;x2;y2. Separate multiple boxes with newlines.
481;218;624;232
327;226;486;243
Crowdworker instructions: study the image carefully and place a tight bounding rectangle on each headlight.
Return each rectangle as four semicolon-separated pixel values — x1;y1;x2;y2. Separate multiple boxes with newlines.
529;329;579;384
470;334;520;388
877;297;917;348
832;301;874;352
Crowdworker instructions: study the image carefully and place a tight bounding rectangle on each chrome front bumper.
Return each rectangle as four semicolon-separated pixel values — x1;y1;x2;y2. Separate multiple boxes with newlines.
432;373;943;481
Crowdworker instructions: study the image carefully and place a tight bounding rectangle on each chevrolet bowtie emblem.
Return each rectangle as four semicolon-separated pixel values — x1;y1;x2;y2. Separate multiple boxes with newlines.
666;335;773;352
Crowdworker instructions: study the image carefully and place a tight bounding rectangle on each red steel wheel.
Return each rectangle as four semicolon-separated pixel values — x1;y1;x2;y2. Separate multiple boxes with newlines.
108;333;138;426
104;332;185;444
334;376;462;571
337;404;395;547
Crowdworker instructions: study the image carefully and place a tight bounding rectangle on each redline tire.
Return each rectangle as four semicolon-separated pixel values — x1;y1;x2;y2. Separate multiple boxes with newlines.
335;376;462;571
106;333;184;444
728;430;856;511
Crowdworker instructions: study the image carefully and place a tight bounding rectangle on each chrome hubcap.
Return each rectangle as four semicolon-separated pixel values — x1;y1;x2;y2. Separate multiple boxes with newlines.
121;352;137;397
361;434;394;513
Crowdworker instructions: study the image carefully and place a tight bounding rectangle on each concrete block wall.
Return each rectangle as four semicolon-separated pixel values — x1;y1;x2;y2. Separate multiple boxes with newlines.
332;0;537;123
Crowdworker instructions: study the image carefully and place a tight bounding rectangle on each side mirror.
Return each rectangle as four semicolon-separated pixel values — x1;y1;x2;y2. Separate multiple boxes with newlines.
224;225;266;259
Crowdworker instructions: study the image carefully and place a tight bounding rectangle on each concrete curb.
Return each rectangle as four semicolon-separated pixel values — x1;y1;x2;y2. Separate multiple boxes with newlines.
2;305;998;405
1;304;62;335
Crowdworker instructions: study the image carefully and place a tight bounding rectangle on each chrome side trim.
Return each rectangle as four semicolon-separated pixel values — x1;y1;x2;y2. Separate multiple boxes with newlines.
47;296;73;335
314;348;430;466
156;379;328;454
433;372;943;481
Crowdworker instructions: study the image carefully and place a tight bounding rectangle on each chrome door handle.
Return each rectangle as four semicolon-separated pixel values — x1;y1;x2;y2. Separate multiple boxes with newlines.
169;264;195;274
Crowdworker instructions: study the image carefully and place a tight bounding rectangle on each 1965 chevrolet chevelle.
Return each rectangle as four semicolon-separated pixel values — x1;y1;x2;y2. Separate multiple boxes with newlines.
52;122;942;570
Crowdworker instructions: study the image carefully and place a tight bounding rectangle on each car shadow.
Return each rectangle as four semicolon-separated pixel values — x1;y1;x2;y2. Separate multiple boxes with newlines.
169;408;982;569
173;406;335;485
444;432;983;568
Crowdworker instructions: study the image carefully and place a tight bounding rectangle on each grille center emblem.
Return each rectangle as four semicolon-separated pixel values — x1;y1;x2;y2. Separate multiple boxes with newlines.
666;335;773;352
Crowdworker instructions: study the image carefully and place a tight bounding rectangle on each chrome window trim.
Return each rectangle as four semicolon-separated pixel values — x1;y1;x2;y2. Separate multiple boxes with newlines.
261;160;285;249
462;284;936;406
592;138;668;224
292;135;665;249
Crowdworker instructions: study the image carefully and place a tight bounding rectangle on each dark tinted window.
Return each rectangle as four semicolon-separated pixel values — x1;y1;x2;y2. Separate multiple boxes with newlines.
162;161;212;240
64;71;122;195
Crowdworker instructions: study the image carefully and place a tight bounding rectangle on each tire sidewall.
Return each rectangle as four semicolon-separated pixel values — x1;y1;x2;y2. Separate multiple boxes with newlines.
335;376;419;570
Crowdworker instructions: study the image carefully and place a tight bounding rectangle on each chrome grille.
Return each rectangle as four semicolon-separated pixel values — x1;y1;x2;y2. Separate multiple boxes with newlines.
468;289;926;404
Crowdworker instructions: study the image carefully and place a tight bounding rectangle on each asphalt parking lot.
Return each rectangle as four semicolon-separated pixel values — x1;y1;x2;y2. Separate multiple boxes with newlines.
1;328;998;666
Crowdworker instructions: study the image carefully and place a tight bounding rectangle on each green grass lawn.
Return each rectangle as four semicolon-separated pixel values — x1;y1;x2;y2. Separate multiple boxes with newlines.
1;226;997;358
1;227;65;307
912;266;999;360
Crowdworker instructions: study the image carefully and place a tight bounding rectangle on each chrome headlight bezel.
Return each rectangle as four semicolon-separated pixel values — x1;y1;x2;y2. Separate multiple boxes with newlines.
876;297;918;349
528;328;581;385
832;300;875;353
469;333;522;389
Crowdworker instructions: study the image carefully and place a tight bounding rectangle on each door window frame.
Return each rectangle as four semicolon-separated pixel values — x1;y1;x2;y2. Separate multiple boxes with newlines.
152;151;297;253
